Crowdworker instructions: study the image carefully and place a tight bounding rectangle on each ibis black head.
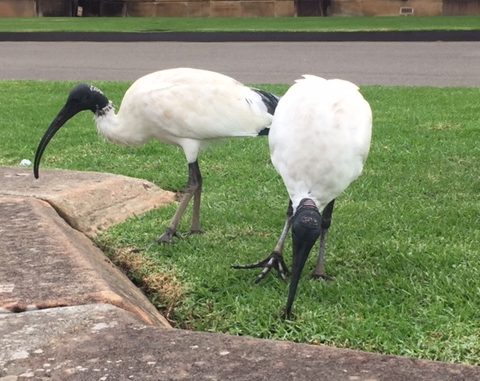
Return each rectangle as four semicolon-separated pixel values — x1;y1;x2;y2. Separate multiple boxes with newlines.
66;84;109;114
33;84;109;179
284;198;322;319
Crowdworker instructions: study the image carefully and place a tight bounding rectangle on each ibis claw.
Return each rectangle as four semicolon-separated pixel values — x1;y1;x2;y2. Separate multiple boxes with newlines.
156;228;179;244
232;252;289;283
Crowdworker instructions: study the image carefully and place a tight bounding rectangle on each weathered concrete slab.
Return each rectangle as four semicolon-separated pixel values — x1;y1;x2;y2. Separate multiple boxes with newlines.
0;304;137;365
0;195;170;328
0;167;175;238
1;304;479;381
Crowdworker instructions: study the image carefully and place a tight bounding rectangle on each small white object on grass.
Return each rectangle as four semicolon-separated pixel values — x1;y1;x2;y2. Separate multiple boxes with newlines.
19;159;32;167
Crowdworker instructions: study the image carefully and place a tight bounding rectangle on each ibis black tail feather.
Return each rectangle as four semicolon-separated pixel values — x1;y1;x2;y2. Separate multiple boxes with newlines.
253;89;279;136
253;89;279;116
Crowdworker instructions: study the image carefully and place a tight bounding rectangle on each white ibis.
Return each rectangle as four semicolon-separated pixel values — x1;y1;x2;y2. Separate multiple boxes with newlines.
33;68;279;243
234;75;372;318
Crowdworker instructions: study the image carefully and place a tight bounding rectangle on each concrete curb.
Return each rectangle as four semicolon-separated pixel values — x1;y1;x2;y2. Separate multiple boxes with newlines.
0;167;174;328
1;167;176;239
1;30;480;42
2;304;480;380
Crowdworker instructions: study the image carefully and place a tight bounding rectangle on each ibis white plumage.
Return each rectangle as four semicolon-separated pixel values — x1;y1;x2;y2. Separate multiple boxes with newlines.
34;68;278;242
234;75;372;318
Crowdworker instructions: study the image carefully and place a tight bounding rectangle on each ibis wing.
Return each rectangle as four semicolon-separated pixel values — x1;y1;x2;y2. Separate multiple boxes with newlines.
116;70;274;144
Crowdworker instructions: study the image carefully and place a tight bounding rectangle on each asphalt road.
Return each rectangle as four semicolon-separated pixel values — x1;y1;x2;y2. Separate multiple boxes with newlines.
1;41;479;86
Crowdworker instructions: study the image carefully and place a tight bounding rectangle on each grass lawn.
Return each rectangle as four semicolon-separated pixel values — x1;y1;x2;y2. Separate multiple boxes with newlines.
0;16;479;33
1;81;479;364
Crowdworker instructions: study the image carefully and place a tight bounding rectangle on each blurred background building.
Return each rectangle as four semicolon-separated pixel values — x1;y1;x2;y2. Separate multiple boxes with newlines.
0;0;479;17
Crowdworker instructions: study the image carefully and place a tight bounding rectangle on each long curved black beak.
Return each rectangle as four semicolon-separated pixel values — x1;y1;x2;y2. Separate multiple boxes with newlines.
284;204;321;319
33;103;81;179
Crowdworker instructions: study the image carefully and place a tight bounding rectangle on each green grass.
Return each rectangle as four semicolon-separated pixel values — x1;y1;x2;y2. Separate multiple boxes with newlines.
1;16;479;32
1;81;480;364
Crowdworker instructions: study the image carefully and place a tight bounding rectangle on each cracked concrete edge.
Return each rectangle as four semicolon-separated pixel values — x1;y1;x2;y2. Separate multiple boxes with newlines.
0;194;172;328
0;167;177;328
0;167;177;238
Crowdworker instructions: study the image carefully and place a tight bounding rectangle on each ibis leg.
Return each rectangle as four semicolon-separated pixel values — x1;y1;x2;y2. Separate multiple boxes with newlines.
232;201;293;282
157;161;202;243
190;161;203;234
312;199;335;280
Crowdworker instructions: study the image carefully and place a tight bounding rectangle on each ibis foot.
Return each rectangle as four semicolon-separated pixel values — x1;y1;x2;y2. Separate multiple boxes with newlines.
281;308;295;321
189;229;204;236
156;228;178;244
311;273;335;281
232;252;289;283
